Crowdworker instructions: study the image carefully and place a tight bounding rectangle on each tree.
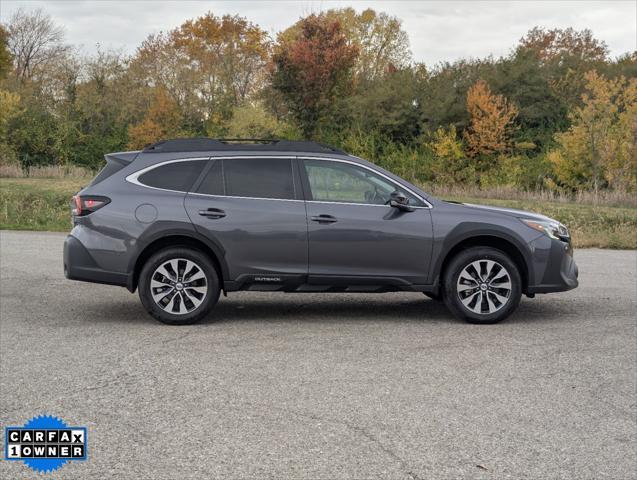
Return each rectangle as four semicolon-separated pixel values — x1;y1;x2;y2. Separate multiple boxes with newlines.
226;103;299;139
130;12;270;130
428;126;474;184
6;9;68;82
271;14;358;137
518;27;609;64
0;25;12;79
0;89;21;163
70;48;130;167
172;13;270;104
416;59;489;135
128;88;184;149
280;8;410;83
487;48;568;150
517;27;609;111
550;71;637;191
464;79;518;159
347;67;424;141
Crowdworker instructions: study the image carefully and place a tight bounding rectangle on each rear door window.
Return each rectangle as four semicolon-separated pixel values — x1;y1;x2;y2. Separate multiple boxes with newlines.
197;158;296;200
137;160;206;192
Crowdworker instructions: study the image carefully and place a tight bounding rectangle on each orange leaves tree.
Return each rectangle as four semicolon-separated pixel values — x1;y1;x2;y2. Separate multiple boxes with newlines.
130;12;270;131
128;89;183;149
270;14;358;138
464;79;518;164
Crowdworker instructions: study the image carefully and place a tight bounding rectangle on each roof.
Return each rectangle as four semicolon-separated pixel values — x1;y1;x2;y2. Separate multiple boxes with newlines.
142;138;348;155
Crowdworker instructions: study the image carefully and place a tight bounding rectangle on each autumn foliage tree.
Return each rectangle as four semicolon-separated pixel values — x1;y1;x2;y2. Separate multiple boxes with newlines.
271;14;358;137
130;12;270;131
549;71;637;191
128;89;183;148
281;8;410;83
464;79;518;161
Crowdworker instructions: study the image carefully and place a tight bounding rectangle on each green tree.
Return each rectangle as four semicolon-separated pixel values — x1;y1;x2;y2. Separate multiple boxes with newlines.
0;25;12;79
227;103;299;139
428;126;474;184
346;66;425;142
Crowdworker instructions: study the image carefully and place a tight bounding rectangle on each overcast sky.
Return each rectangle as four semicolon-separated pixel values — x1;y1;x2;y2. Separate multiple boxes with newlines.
1;1;635;65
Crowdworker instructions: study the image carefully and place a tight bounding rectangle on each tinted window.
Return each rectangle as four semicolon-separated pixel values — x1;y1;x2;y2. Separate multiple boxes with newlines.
303;160;419;205
90;161;124;186
138;160;205;192
196;159;224;195
223;158;295;199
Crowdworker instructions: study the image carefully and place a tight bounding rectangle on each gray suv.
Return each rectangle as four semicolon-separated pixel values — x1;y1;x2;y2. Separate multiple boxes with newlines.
64;138;578;325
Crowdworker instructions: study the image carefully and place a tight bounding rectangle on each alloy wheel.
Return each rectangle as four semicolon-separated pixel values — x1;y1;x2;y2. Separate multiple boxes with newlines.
150;258;208;315
456;260;512;315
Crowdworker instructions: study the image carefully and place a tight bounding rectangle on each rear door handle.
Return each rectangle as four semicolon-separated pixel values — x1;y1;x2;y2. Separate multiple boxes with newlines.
199;208;226;219
311;214;337;224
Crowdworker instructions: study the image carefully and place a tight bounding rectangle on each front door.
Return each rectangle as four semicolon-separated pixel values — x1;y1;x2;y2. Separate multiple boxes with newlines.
301;158;433;286
185;157;308;286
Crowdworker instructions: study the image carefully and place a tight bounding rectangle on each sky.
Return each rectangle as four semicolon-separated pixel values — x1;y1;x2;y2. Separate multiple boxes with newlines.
1;1;635;65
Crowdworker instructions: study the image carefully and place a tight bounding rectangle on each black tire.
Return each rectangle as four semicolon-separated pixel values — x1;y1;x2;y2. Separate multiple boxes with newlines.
442;247;521;324
139;247;220;325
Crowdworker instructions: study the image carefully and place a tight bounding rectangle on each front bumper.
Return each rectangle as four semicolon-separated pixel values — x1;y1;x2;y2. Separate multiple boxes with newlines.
63;235;130;288
526;236;578;294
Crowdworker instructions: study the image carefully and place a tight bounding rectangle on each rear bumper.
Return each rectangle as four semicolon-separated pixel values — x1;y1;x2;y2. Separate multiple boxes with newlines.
63;235;129;288
526;237;579;294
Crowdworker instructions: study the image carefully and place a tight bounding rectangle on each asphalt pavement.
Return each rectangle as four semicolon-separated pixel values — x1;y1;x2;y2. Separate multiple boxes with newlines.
0;230;635;479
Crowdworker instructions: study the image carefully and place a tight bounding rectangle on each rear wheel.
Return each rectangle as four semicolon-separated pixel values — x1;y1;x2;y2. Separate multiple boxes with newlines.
443;247;521;324
139;247;220;325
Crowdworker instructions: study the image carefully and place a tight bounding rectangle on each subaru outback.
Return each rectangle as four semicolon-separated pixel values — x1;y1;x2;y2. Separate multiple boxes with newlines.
64;138;578;325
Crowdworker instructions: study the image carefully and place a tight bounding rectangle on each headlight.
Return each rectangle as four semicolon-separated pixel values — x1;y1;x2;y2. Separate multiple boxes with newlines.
521;218;569;241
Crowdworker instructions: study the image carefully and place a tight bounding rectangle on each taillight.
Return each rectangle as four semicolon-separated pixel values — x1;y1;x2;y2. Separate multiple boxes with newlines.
71;195;111;216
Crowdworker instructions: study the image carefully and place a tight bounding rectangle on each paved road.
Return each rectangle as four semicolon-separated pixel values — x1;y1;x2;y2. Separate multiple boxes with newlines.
0;230;635;479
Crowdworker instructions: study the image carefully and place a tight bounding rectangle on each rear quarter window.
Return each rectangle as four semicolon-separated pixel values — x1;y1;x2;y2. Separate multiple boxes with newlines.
137;160;205;192
90;161;125;186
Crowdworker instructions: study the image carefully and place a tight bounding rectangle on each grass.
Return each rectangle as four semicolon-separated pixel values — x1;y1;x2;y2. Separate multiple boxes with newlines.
1;177;91;232
1;176;635;249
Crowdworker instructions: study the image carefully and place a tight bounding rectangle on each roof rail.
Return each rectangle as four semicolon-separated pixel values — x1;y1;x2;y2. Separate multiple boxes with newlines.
142;138;347;155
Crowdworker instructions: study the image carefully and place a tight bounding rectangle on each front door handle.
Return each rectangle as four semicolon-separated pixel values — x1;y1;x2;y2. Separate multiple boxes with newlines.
199;208;226;219
311;214;337;224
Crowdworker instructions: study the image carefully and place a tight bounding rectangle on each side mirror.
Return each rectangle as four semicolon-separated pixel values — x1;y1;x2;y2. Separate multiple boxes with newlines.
389;191;415;212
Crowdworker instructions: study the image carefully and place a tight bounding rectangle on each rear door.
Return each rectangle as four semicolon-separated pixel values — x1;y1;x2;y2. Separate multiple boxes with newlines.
301;158;433;286
184;157;308;286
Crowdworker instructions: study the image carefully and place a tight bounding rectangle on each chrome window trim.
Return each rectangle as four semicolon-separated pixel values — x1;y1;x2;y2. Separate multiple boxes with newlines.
189;192;304;203
299;156;433;208
125;154;433;208
305;200;430;209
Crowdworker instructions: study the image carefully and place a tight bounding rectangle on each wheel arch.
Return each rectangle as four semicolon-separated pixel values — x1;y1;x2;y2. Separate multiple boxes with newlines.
436;234;531;294
128;231;228;293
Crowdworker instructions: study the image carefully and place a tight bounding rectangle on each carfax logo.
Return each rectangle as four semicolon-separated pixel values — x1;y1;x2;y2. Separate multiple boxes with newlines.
4;415;87;474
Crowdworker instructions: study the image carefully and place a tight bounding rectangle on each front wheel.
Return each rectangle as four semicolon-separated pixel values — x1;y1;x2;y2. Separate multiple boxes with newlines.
442;247;522;324
139;247;220;325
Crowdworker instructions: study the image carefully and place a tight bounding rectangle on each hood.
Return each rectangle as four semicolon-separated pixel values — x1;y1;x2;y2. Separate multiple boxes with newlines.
452;201;555;222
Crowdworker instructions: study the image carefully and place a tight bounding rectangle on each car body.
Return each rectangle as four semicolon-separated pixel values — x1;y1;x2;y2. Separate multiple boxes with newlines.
64;138;578;324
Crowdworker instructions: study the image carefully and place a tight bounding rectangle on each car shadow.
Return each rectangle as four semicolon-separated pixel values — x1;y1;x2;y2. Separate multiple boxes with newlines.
81;293;574;326
205;295;455;325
